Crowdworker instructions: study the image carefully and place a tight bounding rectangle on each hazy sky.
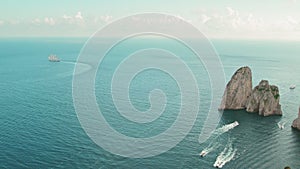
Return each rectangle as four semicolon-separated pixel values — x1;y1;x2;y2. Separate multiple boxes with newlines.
1;0;300;39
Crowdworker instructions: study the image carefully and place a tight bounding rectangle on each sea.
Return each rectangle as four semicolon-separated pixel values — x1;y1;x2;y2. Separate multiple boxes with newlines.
1;37;300;169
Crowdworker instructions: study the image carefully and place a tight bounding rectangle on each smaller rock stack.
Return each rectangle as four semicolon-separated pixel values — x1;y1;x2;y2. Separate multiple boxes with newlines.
245;80;282;116
292;107;300;130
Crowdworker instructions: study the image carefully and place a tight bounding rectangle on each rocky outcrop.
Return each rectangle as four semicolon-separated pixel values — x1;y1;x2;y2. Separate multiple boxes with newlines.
219;67;282;116
292;107;300;130
219;66;252;110
245;80;282;116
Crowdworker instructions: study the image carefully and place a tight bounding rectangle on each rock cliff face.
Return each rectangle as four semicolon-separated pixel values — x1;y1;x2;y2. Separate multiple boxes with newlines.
292;108;300;130
219;66;252;110
245;80;282;116
219;67;282;116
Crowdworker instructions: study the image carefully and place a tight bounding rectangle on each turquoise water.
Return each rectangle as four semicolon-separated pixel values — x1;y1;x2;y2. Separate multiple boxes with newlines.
1;38;300;168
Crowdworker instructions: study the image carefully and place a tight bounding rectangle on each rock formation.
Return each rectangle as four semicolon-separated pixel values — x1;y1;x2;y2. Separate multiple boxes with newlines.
219;66;252;110
219;66;282;116
292;107;300;130
245;80;282;116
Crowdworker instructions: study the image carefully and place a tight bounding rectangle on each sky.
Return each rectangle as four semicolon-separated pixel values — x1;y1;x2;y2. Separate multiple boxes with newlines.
1;0;300;39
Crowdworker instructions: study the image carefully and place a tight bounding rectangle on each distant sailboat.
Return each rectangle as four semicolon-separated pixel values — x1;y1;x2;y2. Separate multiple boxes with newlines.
48;54;60;62
290;85;296;89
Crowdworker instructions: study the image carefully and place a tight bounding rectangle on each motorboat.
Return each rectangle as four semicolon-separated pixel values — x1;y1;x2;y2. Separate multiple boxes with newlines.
48;54;60;62
290;85;296;89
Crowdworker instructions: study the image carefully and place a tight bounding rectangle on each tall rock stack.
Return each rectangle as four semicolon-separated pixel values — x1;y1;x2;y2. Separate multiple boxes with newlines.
219;66;282;116
219;66;252;110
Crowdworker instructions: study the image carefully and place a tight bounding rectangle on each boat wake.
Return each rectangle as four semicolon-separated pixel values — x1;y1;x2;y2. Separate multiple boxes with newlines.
58;61;92;77
199;142;220;157
60;61;76;65
213;140;237;168
214;121;239;135
199;121;239;157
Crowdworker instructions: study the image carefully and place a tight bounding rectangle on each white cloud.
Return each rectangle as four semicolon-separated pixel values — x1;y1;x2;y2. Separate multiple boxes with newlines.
61;12;86;26
287;16;298;25
0;20;4;25
194;7;300;39
288;0;297;3
94;15;113;23
201;14;210;24
9;20;20;25
8;7;300;39
31;18;41;25
62;14;73;24
44;17;55;25
226;7;235;16
75;11;83;20
99;15;112;23
247;13;253;22
63;14;72;20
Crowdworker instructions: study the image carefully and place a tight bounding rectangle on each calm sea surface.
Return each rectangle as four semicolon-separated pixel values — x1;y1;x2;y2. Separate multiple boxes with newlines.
1;38;300;169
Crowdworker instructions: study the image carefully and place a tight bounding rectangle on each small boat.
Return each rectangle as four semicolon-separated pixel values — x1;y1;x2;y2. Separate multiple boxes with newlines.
214;161;223;168
277;122;285;129
233;121;239;127
199;150;208;157
217;161;225;168
48;54;60;62
290;85;296;89
228;121;239;128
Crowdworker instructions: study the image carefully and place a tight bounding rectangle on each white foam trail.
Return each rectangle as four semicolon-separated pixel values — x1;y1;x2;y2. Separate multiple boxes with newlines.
61;61;76;65
199;121;239;157
200;141;220;157
218;149;237;168
73;62;92;75
213;140;237;168
57;61;92;77
213;148;226;167
215;121;239;134
199;121;239;144
277;122;285;129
